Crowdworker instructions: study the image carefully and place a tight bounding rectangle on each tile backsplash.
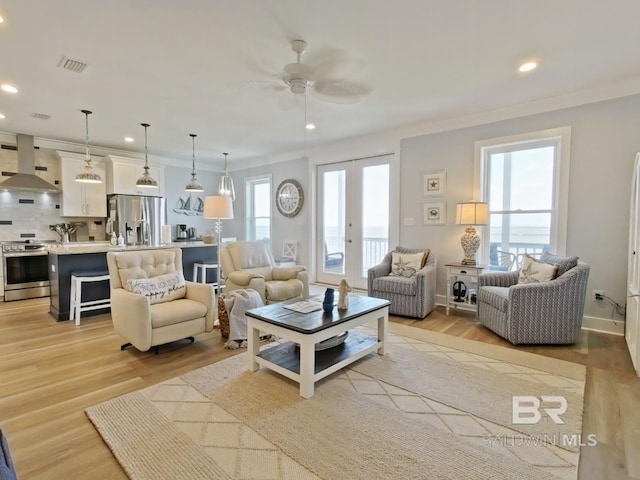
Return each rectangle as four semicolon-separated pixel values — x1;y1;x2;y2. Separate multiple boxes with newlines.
0;145;105;242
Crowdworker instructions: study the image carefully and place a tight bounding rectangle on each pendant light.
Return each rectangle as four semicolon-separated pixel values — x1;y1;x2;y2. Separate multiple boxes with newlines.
185;133;203;192
135;123;158;188
75;109;102;183
218;152;235;201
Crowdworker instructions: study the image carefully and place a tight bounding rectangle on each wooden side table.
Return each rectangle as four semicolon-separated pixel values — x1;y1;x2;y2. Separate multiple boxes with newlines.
445;262;488;315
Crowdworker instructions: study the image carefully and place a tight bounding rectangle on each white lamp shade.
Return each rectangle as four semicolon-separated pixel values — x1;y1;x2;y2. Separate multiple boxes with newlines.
204;195;234;220
455;202;489;226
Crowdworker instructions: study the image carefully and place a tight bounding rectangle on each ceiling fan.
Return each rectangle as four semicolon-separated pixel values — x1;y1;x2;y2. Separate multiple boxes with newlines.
248;39;371;108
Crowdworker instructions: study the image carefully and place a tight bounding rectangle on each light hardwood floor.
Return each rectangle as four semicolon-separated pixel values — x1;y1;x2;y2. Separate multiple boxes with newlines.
0;298;638;479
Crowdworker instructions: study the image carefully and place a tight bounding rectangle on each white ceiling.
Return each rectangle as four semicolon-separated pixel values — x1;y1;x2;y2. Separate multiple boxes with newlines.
1;0;640;169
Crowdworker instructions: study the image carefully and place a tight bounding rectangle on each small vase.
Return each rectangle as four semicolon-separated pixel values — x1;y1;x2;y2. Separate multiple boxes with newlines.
323;288;335;313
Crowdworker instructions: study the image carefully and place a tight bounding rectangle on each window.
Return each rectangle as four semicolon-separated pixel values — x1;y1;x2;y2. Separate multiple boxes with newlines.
474;127;571;269
245;175;271;245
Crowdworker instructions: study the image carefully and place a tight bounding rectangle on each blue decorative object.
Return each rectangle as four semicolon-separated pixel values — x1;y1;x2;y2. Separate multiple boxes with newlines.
323;288;335;313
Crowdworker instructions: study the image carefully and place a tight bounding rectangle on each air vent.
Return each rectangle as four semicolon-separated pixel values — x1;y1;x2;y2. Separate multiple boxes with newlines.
30;112;51;120
58;56;88;73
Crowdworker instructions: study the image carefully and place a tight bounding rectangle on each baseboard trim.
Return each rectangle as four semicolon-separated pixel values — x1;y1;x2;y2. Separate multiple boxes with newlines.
581;315;625;336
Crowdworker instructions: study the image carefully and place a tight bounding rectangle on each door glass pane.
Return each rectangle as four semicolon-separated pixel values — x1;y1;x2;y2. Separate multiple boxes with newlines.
361;164;389;276
322;170;345;274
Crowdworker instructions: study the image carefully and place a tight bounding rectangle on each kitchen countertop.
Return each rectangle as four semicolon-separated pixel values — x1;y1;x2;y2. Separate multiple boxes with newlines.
47;240;212;255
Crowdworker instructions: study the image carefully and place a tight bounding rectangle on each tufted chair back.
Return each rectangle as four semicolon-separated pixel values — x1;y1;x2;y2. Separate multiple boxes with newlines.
107;248;182;290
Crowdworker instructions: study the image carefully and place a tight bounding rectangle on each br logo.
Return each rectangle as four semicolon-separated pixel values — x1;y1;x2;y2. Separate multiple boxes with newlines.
512;396;567;425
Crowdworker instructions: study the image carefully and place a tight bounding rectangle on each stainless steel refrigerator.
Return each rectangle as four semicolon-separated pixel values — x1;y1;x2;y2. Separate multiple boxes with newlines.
106;194;167;246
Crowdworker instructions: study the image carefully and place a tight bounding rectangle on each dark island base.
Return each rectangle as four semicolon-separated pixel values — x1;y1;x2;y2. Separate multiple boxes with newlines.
48;245;217;321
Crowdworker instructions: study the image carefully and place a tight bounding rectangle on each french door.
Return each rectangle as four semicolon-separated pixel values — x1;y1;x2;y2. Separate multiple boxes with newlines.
316;155;391;290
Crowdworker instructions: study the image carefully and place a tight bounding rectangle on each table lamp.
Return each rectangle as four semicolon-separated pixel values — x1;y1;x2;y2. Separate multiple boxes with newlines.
204;195;234;287
455;202;489;265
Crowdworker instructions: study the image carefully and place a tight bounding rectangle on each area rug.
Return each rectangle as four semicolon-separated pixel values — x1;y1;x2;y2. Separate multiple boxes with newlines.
86;323;585;480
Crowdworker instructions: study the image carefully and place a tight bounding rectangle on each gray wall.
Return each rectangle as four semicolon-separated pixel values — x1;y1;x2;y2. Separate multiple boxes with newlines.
223;157;309;266
164;164;218;240
399;94;640;320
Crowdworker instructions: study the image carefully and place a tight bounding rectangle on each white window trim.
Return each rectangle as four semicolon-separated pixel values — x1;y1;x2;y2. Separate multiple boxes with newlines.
244;173;272;243
473;127;571;261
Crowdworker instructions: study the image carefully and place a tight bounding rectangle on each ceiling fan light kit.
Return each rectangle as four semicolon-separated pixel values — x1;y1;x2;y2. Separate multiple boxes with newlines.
283;41;313;95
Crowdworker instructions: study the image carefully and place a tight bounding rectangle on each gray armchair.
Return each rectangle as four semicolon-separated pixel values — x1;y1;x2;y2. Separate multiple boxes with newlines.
477;252;589;344
367;246;436;318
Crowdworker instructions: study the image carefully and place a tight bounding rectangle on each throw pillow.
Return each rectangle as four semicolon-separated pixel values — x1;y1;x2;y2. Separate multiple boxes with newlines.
518;255;558;284
128;271;186;304
539;252;579;276
389;251;425;278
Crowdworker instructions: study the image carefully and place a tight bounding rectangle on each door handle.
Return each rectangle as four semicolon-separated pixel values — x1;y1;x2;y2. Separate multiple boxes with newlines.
347;239;352;243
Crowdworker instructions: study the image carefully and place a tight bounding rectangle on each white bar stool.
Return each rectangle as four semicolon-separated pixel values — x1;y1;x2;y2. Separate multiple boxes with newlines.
193;262;219;290
69;271;111;326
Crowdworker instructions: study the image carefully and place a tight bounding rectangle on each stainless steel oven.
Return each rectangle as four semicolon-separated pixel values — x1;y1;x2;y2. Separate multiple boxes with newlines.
3;242;51;301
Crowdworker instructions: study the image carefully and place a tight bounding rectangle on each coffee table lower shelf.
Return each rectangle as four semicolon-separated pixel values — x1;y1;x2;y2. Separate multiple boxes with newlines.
257;331;377;376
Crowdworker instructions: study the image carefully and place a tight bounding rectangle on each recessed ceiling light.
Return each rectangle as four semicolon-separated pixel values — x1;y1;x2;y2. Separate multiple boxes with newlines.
0;16;4;23
124;137;134;142
518;61;537;73
305;123;316;130
0;113;5;119
1;84;18;93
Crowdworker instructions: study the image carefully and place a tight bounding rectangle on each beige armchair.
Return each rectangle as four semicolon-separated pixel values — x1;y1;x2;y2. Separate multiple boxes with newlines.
220;241;309;304
106;248;216;353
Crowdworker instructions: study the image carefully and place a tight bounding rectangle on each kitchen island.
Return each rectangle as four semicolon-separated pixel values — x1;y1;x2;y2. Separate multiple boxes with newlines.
47;242;218;321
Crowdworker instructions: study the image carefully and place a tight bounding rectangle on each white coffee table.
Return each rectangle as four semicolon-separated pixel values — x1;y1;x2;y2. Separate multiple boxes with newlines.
246;296;390;398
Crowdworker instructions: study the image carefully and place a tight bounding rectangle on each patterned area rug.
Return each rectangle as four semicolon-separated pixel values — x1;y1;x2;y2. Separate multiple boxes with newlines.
86;323;585;480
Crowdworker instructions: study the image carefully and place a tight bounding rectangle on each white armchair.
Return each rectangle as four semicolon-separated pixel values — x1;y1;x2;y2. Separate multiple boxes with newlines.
106;248;216;353
220;241;309;304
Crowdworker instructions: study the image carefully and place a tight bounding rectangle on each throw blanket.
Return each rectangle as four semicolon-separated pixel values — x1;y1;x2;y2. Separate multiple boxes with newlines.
224;289;264;343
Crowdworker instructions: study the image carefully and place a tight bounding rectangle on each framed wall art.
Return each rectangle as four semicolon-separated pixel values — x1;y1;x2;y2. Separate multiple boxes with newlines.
423;202;447;226
423;170;446;196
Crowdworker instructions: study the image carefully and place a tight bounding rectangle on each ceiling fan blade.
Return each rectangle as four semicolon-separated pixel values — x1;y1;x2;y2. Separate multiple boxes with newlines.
312;80;372;104
238;80;286;91
312;58;367;81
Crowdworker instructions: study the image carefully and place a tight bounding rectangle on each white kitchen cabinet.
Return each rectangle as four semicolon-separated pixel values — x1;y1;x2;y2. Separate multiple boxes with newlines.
58;152;107;217
105;155;165;196
628;152;640;376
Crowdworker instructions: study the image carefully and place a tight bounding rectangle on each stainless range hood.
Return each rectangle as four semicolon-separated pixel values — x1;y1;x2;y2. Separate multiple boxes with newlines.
0;134;61;193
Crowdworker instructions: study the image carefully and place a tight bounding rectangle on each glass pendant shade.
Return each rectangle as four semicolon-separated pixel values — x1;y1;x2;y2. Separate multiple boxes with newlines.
75;109;102;183
185;133;204;192
136;123;158;188
217;152;235;201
